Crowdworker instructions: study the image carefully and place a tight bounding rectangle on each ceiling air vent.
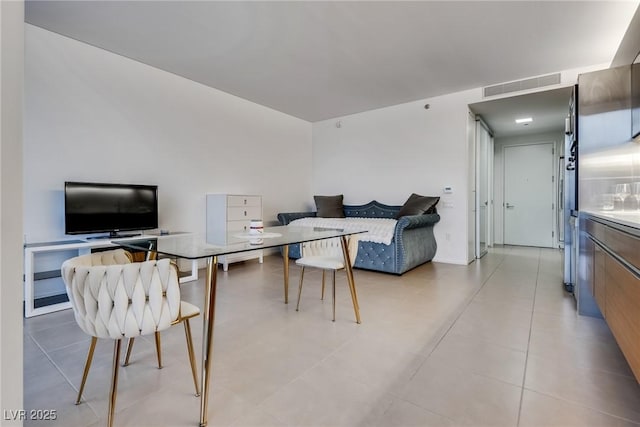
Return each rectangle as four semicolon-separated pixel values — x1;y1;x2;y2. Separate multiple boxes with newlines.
483;73;561;98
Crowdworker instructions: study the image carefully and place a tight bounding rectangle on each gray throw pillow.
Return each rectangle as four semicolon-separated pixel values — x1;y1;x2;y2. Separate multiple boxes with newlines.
396;193;440;218
314;195;345;218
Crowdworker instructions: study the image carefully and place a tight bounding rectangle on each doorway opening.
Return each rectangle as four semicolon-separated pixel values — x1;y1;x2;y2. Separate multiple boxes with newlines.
469;86;573;251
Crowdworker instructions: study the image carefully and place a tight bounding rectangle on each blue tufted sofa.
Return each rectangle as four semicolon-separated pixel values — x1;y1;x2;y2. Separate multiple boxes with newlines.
277;200;440;275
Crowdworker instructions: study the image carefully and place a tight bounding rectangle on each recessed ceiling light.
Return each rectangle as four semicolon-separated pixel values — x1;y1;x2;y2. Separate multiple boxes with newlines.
515;117;533;124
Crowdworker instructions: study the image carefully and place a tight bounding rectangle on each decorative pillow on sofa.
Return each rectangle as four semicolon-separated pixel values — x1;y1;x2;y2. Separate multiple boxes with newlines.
314;195;345;218
396;193;440;218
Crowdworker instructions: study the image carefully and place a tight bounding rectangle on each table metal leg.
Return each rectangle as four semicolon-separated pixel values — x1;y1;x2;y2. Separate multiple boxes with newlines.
340;236;361;323
199;256;218;427
283;245;289;304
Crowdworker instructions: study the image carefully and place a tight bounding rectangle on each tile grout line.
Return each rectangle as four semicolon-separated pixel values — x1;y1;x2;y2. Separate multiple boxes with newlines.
24;331;102;420
337;251;514;424
515;251;640;426
254;252;513;424
516;247;542;426
403;247;512;384
387;247;524;424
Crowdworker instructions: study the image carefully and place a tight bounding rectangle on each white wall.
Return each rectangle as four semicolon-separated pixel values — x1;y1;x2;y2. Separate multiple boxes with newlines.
1;0;24;421
23;24;611;270
493;131;564;245
312;90;482;265
309;66;604;264
24;25;312;243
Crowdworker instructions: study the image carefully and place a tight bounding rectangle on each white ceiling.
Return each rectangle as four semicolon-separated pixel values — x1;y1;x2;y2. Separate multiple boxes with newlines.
470;86;575;138
25;1;639;123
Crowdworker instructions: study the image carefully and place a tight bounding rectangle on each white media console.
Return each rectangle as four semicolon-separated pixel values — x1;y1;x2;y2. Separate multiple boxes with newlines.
23;234;198;318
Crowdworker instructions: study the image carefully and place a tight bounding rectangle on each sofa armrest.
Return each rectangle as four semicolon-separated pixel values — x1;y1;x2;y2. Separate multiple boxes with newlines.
277;211;317;225
396;213;440;231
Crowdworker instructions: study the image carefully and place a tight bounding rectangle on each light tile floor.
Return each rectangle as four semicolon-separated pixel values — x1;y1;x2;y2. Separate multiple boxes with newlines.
23;246;640;426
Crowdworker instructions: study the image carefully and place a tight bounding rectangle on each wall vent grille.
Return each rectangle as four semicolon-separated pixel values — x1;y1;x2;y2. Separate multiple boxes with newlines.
483;73;561;98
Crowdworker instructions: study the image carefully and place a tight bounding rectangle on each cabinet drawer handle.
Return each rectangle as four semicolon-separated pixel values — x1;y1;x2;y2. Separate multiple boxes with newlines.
244;210;247;216
244;199;247;205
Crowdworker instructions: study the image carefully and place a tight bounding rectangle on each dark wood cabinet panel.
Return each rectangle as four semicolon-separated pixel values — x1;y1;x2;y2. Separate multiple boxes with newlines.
605;226;640;271
605;254;640;380
594;244;606;317
585;218;606;242
582;214;640;383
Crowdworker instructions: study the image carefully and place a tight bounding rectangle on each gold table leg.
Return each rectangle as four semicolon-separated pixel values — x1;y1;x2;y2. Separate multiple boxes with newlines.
283;245;289;304
199;256;218;427
340;236;361;324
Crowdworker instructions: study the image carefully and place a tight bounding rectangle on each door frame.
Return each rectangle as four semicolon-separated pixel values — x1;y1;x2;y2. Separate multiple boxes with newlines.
475;118;494;258
501;141;556;247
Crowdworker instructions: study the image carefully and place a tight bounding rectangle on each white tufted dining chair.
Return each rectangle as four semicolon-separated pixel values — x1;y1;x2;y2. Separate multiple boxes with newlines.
295;238;345;321
61;251;183;427
121;250;200;399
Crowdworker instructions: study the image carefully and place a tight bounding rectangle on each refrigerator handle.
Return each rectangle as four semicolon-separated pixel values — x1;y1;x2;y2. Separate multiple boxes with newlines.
556;156;564;244
558;157;564;211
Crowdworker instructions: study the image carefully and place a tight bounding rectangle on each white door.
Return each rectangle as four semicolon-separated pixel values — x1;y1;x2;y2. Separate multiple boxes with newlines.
504;143;554;247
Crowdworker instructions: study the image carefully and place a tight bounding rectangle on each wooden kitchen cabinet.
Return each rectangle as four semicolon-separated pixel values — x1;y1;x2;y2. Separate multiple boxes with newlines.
605;254;640;380
581;215;640;382
593;244;606;317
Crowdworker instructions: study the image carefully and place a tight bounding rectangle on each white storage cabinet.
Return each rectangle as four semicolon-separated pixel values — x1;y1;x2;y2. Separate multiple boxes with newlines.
206;194;263;271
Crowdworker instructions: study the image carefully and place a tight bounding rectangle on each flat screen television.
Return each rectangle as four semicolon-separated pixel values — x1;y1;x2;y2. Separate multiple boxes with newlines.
65;181;158;238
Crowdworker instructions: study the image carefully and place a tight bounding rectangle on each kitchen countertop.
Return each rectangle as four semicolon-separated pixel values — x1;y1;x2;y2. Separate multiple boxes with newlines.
581;210;640;233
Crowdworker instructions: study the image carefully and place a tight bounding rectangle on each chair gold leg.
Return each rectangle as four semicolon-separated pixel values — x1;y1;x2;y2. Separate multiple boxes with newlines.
340;236;361;324
183;319;200;397
332;270;336;322
321;270;325;300
107;339;122;427
75;336;97;405
296;267;305;311
283;245;289;304
122;337;134;367
155;331;163;369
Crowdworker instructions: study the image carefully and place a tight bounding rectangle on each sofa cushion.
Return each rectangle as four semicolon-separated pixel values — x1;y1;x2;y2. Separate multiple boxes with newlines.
396;193;439;218
314;195;345;218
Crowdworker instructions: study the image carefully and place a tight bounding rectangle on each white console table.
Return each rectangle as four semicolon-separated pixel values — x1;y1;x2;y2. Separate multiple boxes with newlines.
23;234;198;318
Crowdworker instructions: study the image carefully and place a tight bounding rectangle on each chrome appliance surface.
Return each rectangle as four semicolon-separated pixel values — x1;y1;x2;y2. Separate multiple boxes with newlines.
563;85;578;293
576;65;636;316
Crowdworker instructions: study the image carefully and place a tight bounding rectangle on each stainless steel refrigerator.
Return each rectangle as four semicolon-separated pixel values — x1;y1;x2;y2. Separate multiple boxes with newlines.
563;85;578;293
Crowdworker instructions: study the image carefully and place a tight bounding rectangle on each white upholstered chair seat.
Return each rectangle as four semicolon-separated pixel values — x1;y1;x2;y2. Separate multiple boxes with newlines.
295;238;346;322
178;301;201;320
296;256;344;270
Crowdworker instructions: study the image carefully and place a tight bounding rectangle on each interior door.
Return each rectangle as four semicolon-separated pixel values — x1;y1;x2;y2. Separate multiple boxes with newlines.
504;143;554;247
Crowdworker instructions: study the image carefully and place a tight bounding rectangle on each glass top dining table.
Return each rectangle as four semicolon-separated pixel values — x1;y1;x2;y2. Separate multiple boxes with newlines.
116;225;366;426
118;225;366;260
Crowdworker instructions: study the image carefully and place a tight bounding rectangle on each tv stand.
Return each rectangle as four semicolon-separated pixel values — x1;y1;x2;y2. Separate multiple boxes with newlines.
23;234;199;317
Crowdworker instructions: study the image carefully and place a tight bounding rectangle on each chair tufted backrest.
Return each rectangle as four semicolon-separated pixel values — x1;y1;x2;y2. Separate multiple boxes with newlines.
302;238;342;258
90;249;133;266
61;255;181;340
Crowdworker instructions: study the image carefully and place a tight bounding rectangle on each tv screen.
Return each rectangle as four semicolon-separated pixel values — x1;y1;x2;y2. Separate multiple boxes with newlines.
65;181;158;237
